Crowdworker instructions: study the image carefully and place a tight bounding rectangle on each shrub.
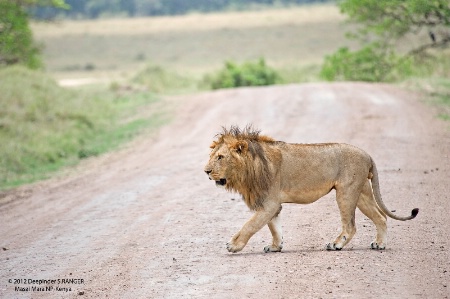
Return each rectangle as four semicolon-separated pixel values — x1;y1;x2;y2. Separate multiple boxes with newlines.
208;58;280;89
320;44;417;82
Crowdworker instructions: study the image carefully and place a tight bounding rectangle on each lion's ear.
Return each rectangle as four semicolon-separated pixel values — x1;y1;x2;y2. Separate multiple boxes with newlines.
231;140;248;154
210;141;217;149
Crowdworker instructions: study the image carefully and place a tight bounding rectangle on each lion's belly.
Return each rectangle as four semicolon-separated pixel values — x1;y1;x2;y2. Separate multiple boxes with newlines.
279;182;335;204
277;145;343;204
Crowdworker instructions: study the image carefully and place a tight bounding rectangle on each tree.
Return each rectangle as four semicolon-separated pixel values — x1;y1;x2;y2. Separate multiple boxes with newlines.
340;0;450;55
321;0;450;82
0;0;68;69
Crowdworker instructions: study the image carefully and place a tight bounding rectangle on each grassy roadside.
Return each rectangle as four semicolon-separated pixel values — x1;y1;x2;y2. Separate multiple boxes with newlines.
399;53;450;122
0;66;168;190
403;77;450;122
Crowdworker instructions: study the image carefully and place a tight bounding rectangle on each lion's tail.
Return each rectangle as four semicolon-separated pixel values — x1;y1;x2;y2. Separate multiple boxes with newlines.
369;157;419;221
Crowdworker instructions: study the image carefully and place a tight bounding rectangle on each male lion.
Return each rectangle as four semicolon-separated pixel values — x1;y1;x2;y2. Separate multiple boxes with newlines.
204;126;419;253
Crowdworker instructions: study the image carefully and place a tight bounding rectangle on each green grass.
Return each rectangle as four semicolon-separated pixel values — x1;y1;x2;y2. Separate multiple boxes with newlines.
277;64;322;84
400;52;450;122
0;66;168;190
426;78;450;121
132;64;199;94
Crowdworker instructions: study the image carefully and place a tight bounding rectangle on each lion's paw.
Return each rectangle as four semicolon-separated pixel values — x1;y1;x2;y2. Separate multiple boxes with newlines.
263;243;283;253
370;242;386;250
226;241;244;253
326;243;342;251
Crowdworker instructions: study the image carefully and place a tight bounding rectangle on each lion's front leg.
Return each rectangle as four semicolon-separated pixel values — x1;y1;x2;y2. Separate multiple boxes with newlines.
264;206;283;253
227;204;281;253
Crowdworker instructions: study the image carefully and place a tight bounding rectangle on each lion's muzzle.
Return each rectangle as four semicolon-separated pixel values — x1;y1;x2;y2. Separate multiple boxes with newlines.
204;169;227;186
216;178;227;186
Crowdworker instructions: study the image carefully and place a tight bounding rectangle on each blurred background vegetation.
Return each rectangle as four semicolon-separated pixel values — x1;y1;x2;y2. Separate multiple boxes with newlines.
1;0;449;189
31;0;332;18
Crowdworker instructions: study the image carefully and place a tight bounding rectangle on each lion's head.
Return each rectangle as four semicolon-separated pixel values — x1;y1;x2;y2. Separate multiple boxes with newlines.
204;125;277;210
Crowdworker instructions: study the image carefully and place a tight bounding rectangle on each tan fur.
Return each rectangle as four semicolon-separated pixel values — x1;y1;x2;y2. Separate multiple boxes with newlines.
204;126;419;253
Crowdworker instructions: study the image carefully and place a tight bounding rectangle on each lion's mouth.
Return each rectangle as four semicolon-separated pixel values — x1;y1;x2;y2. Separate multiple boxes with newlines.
215;178;227;186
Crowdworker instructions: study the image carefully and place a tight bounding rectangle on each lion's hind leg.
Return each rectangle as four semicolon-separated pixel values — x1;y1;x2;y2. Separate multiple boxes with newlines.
326;184;359;251
264;206;283;253
357;180;387;250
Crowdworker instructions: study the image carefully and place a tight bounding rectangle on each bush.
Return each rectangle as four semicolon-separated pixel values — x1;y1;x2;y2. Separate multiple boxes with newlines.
207;58;280;89
320;44;426;82
320;44;416;82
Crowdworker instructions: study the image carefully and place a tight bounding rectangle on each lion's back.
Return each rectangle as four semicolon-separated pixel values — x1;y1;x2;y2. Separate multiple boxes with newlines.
276;142;372;184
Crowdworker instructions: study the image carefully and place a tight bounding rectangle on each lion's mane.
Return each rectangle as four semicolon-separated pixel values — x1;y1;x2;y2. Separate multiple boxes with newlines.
215;125;279;210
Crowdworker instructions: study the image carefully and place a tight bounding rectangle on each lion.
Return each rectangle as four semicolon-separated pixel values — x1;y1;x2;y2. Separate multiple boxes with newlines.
204;125;419;253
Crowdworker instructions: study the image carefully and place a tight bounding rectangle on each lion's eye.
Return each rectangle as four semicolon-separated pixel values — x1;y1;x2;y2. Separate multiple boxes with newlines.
217;155;224;160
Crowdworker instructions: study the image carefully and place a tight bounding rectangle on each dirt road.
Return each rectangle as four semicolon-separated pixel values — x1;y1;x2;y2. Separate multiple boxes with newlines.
1;83;449;298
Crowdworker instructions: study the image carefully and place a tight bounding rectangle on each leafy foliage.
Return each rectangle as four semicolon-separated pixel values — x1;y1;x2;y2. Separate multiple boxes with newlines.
0;0;68;69
320;43;416;82
340;0;450;48
0;2;42;68
340;0;450;55
207;59;280;89
321;0;450;82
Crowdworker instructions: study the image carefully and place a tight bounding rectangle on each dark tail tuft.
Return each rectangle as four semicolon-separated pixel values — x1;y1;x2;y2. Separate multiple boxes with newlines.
411;208;419;218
